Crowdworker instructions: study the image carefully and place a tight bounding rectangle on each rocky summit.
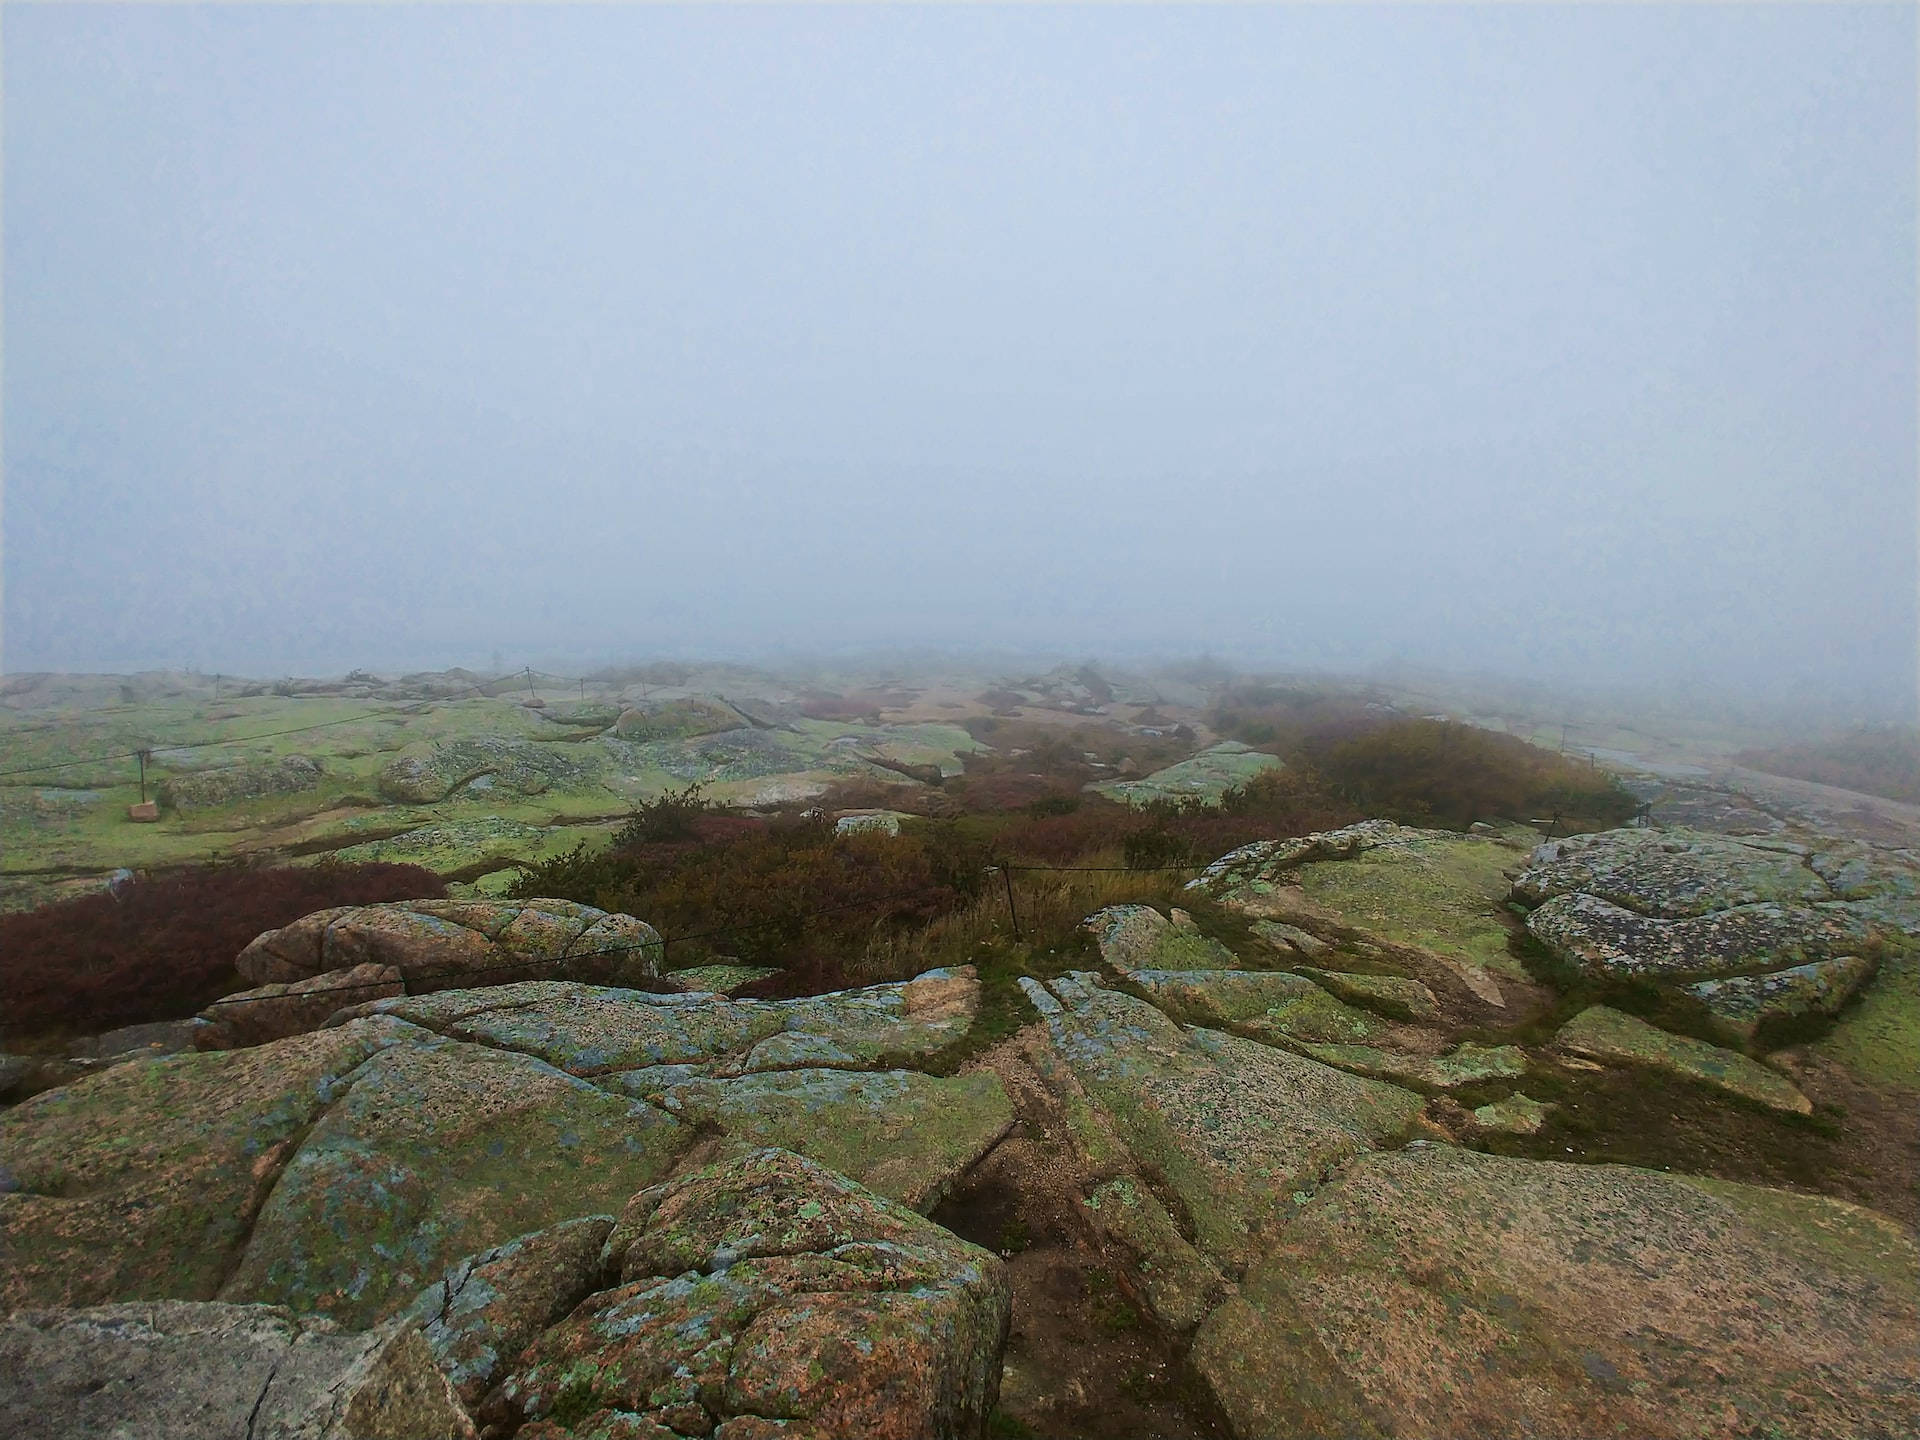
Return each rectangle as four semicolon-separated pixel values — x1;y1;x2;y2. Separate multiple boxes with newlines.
4;806;1919;1439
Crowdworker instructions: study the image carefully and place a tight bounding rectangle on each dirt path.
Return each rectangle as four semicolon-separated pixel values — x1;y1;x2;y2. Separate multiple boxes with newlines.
931;1032;1230;1440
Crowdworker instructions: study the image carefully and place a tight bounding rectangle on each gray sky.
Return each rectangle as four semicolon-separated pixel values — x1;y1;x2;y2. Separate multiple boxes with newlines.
5;4;1914;716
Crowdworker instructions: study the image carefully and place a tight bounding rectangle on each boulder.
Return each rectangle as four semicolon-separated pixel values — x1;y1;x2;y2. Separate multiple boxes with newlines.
236;899;662;993
1092;741;1283;808
1514;828;1831;916
376;738;590;804
1250;919;1330;958
609;697;745;743
155;754;324;812
1551;1006;1811;1115
197;964;404;1049
663;963;781;996
340;967;980;1080
483;1148;1011;1440
643;1067;1012;1213
1084;904;1238;972
1191;822;1523;1002
1471;1093;1550;1134
1297;1041;1528;1093
0;1301;475;1440
1685;955;1877;1045
340;969;1002;1215
1191;1144;1920;1440
1525;892;1874;982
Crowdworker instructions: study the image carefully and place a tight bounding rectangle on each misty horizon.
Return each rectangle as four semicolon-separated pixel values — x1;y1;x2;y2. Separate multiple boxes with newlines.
5;5;1915;719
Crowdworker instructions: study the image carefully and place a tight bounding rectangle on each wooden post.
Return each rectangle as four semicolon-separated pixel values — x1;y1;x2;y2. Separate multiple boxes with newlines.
993;866;1021;941
129;749;159;821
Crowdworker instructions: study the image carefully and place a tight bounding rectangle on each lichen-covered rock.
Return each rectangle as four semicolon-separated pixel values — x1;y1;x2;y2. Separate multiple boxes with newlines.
197;963;404;1049
645;1067;1011;1213
1514;827;1831;916
1187;819;1443;897
610;697;745;743
343;967;979;1080
1091;741;1282;807
1297;1041;1528;1093
1297;967;1438;1021
0;1301;476;1440
0;1019;409;1312
237;898;662;993
156;753;325;811
220;1032;688;1328
664;963;781;995
1084;904;1238;972
403;1216;617;1409
1471;1093;1550;1134
1686;955;1877;1045
1192;823;1524;1003
1018;972;1424;1268
1191;1144;1920;1440
1525;891;1874;982
1552;1006;1811;1115
1081;1176;1223;1331
1122;968;1384;1044
1250;919;1330;958
487;1148;1010;1440
377;737;590;803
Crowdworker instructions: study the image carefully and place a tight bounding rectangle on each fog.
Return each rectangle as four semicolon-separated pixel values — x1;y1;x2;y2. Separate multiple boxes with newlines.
5;5;1914;718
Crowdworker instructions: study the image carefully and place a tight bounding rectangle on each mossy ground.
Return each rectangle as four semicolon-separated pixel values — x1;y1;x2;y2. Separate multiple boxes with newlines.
1814;950;1920;1089
1289;835;1527;977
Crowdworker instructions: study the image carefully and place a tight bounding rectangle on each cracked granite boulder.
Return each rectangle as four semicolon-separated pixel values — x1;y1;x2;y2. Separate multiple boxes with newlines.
234;898;664;994
476;1147;1011;1440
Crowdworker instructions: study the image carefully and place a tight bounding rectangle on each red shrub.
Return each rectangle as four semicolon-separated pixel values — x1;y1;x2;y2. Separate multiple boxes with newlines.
1;861;447;1042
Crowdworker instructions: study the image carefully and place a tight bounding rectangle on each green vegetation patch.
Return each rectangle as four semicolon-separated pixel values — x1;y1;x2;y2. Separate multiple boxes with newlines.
1292;833;1525;978
1093;742;1283;808
1813;950;1920;1089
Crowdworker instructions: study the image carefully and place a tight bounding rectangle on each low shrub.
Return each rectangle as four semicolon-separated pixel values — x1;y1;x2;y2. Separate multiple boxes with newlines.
0;860;447;1043
613;783;713;847
509;816;995;993
1313;718;1638;831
